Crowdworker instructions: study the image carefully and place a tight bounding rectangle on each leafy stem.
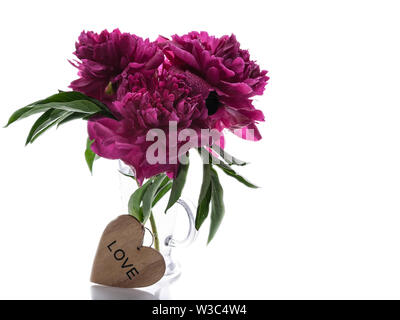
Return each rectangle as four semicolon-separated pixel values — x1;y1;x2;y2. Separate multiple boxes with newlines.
127;173;172;251
149;212;160;251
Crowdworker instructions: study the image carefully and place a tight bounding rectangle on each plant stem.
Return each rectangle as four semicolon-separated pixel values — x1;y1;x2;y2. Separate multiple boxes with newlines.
149;212;160;251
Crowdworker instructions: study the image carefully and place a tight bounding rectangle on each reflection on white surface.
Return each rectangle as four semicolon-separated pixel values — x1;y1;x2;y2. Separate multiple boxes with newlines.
90;275;180;300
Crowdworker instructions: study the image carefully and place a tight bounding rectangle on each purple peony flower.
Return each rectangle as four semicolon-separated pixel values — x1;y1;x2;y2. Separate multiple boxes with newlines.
70;29;164;105
88;68;209;184
158;31;269;140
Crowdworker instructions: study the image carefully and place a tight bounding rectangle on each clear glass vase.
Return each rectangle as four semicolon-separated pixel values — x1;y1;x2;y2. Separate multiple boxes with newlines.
118;161;197;282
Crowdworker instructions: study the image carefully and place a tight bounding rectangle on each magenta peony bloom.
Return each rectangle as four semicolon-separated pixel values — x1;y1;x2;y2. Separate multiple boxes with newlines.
70;29;164;105
88;68;209;184
158;32;269;140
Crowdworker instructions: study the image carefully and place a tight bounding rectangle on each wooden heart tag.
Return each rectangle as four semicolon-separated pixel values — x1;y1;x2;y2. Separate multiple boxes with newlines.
91;215;166;288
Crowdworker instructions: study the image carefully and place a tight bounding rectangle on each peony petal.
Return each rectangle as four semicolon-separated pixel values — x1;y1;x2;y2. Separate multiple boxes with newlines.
206;67;220;85
144;50;164;69
231;57;245;73
219;80;253;96
168;44;201;70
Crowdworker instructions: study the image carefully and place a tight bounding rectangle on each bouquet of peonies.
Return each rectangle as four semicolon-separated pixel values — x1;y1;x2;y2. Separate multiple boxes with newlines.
6;30;268;249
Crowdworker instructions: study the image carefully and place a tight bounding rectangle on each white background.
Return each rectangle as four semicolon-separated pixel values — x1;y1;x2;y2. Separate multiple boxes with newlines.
0;0;400;299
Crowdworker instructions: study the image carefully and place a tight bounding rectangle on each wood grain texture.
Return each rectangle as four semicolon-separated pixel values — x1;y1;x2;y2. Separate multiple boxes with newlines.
91;215;166;288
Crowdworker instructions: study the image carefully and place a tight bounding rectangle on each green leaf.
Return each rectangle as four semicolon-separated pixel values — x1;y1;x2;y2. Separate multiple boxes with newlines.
34;91;95;104
211;147;248;166
198;163;212;202
28;91;108;111
196;183;212;230
165;161;190;212
6;100;100;127
5;91;112;127
156;174;171;192
152;180;173;207
199;147;258;189
25;109;61;145
208;169;225;244
215;161;259;189
128;179;153;222
195;163;212;230
25;109;73;144
56;112;86;128
37;100;102;114
142;175;167;223
30;111;76;144
5;92;72;127
5;106;35;128
85;138;98;174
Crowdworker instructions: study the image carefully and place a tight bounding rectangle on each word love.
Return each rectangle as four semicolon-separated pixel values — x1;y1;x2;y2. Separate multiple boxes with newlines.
107;240;139;280
91;215;166;288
